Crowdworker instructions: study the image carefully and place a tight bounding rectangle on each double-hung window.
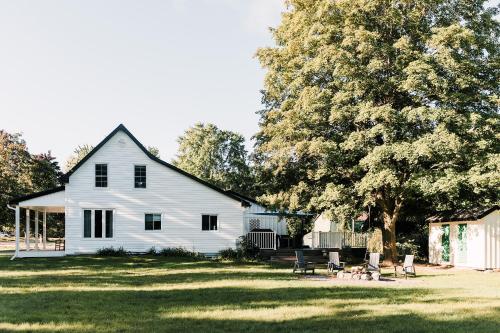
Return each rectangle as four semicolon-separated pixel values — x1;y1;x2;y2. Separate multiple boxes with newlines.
202;214;218;231
83;209;113;238
145;213;161;230
135;165;146;188
95;164;108;187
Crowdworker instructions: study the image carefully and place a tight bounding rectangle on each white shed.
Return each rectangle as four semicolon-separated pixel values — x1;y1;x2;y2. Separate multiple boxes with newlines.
428;206;499;269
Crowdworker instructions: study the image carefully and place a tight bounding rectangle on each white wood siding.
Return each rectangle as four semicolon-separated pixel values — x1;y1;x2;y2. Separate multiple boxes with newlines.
243;203;287;235
429;221;485;269
65;131;245;254
484;210;500;269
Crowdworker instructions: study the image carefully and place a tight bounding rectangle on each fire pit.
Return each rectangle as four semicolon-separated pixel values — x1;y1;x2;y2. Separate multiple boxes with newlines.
337;266;380;281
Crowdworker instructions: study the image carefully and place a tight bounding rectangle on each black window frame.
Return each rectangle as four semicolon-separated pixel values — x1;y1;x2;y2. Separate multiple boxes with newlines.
134;165;147;188
145;213;161;231
83;209;114;239
83;210;92;238
202;214;218;231
95;164;108;188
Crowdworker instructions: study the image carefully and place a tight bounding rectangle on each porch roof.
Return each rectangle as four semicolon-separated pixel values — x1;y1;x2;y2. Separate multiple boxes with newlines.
9;186;65;213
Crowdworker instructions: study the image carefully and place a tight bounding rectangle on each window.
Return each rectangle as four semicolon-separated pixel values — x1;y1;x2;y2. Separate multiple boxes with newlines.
84;210;91;238
82;209;113;239
135;165;146;188
95;210;103;238
202;215;218;231
95;164;108;187
145;213;161;230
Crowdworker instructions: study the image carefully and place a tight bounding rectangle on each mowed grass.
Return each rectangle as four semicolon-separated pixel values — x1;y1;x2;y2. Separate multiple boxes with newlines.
0;255;499;333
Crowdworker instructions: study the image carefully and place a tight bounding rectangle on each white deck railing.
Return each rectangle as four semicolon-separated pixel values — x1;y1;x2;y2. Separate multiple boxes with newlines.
311;231;369;249
247;231;277;250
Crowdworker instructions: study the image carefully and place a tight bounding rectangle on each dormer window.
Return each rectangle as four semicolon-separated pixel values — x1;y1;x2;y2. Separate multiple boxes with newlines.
95;164;108;187
135;165;146;188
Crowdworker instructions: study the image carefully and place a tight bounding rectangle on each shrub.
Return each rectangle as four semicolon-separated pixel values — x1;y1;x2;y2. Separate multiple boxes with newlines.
96;246;129;256
218;248;242;261
157;247;204;259
217;235;260;261
145;247;158;255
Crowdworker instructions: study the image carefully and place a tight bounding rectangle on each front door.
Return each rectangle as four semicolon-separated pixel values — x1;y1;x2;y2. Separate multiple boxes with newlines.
441;224;450;262
457;223;467;264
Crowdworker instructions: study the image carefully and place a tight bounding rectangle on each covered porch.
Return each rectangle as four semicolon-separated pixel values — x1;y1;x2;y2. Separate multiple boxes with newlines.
9;186;66;259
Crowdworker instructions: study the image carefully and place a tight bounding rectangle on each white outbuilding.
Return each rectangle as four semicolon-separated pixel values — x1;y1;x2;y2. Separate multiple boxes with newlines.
428;206;499;269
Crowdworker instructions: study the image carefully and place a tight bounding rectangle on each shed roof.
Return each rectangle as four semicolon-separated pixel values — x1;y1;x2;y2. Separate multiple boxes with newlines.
427;205;498;223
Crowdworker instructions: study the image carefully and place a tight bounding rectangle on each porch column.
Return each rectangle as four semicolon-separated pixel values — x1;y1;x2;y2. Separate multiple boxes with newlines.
35;211;39;250
15;206;20;257
25;209;30;251
43;210;47;250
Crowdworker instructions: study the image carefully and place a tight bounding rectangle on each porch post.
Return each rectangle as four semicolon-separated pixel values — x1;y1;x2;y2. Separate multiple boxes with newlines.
43;210;47;250
25;209;30;251
15;206;20;257
35;211;39;250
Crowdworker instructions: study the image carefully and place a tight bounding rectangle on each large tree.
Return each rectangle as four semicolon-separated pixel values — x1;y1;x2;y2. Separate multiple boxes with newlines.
0;131;62;230
65;144;94;171
255;0;499;263
173;123;254;195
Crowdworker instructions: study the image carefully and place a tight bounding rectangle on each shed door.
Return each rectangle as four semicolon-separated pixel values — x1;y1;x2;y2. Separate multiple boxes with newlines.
457;223;467;264
441;224;450;262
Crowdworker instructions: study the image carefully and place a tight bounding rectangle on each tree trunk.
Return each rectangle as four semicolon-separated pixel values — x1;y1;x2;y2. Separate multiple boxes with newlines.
380;199;402;266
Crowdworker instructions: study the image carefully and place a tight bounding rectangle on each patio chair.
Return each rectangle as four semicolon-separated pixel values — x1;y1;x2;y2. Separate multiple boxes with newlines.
327;252;345;273
293;250;315;275
394;255;416;279
364;252;380;273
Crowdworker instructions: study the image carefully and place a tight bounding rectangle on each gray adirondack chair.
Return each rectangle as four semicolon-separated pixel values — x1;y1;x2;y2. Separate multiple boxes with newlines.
365;252;380;273
327;252;345;273
293;250;315;274
394;255;416;279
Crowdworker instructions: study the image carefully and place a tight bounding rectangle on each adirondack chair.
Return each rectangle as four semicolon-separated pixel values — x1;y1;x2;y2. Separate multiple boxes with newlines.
364;252;380;273
293;250;315;275
327;252;345;273
394;255;416;279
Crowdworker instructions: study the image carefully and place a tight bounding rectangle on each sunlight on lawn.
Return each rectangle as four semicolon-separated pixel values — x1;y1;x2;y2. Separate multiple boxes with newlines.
0;255;499;333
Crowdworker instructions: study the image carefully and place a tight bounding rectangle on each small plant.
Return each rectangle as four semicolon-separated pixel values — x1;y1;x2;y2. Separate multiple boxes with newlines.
217;235;260;261
218;248;241;261
145;247;158;255
96;246;129;256
157;247;204;259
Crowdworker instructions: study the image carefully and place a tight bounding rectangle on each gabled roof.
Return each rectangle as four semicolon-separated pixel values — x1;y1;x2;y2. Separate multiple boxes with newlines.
427;205;499;223
60;124;250;207
9;186;65;205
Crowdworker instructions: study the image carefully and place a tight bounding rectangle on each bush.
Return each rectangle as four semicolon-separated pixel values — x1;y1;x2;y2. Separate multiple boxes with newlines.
96;246;129;256
218;248;242;261
217;235;259;261
145;247;158;255
157;247;204;259
397;233;427;261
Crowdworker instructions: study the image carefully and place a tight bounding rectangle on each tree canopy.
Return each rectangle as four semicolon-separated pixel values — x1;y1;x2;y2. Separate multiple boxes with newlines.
172;123;254;195
255;0;499;262
0;131;62;230
64;144;94;171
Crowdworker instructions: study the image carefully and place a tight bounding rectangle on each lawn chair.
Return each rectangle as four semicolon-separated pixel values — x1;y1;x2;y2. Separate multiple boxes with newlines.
394;255;416;279
293;250;315;275
327;252;345;273
364;252;380;273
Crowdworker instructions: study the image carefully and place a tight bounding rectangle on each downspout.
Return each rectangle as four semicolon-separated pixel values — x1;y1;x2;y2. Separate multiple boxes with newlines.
6;204;17;260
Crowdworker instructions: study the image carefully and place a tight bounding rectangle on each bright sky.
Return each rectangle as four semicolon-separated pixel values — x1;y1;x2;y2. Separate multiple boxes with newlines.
1;0;498;167
0;0;284;165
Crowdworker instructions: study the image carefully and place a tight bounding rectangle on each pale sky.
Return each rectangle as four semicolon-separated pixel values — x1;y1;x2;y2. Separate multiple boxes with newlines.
0;0;284;166
1;0;498;168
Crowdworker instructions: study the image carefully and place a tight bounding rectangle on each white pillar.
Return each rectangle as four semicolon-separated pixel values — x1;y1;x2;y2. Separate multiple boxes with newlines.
25;209;30;251
35;211;39;250
15;206;20;257
43;210;47;250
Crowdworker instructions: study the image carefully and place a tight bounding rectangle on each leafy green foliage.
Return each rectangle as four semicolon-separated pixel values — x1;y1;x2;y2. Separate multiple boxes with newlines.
147;146;160;158
218;236;260;261
96;246;129;256
65;144;94;171
157;247;205;259
173;123;254;195
255;0;499;262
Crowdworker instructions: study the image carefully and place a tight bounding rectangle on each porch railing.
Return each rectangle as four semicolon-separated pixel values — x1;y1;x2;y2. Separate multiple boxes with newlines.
247;231;277;250
311;231;369;249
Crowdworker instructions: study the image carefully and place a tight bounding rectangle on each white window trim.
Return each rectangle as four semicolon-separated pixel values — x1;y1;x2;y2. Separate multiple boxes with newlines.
144;212;162;231
94;163;109;189
201;213;219;232
82;208;115;240
134;165;147;189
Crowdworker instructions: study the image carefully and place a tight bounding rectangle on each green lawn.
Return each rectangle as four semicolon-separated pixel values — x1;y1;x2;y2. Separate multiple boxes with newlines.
0;255;499;333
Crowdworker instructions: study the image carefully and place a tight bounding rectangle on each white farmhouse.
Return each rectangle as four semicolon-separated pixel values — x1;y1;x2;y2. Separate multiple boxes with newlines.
8;124;286;258
428;206;499;269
